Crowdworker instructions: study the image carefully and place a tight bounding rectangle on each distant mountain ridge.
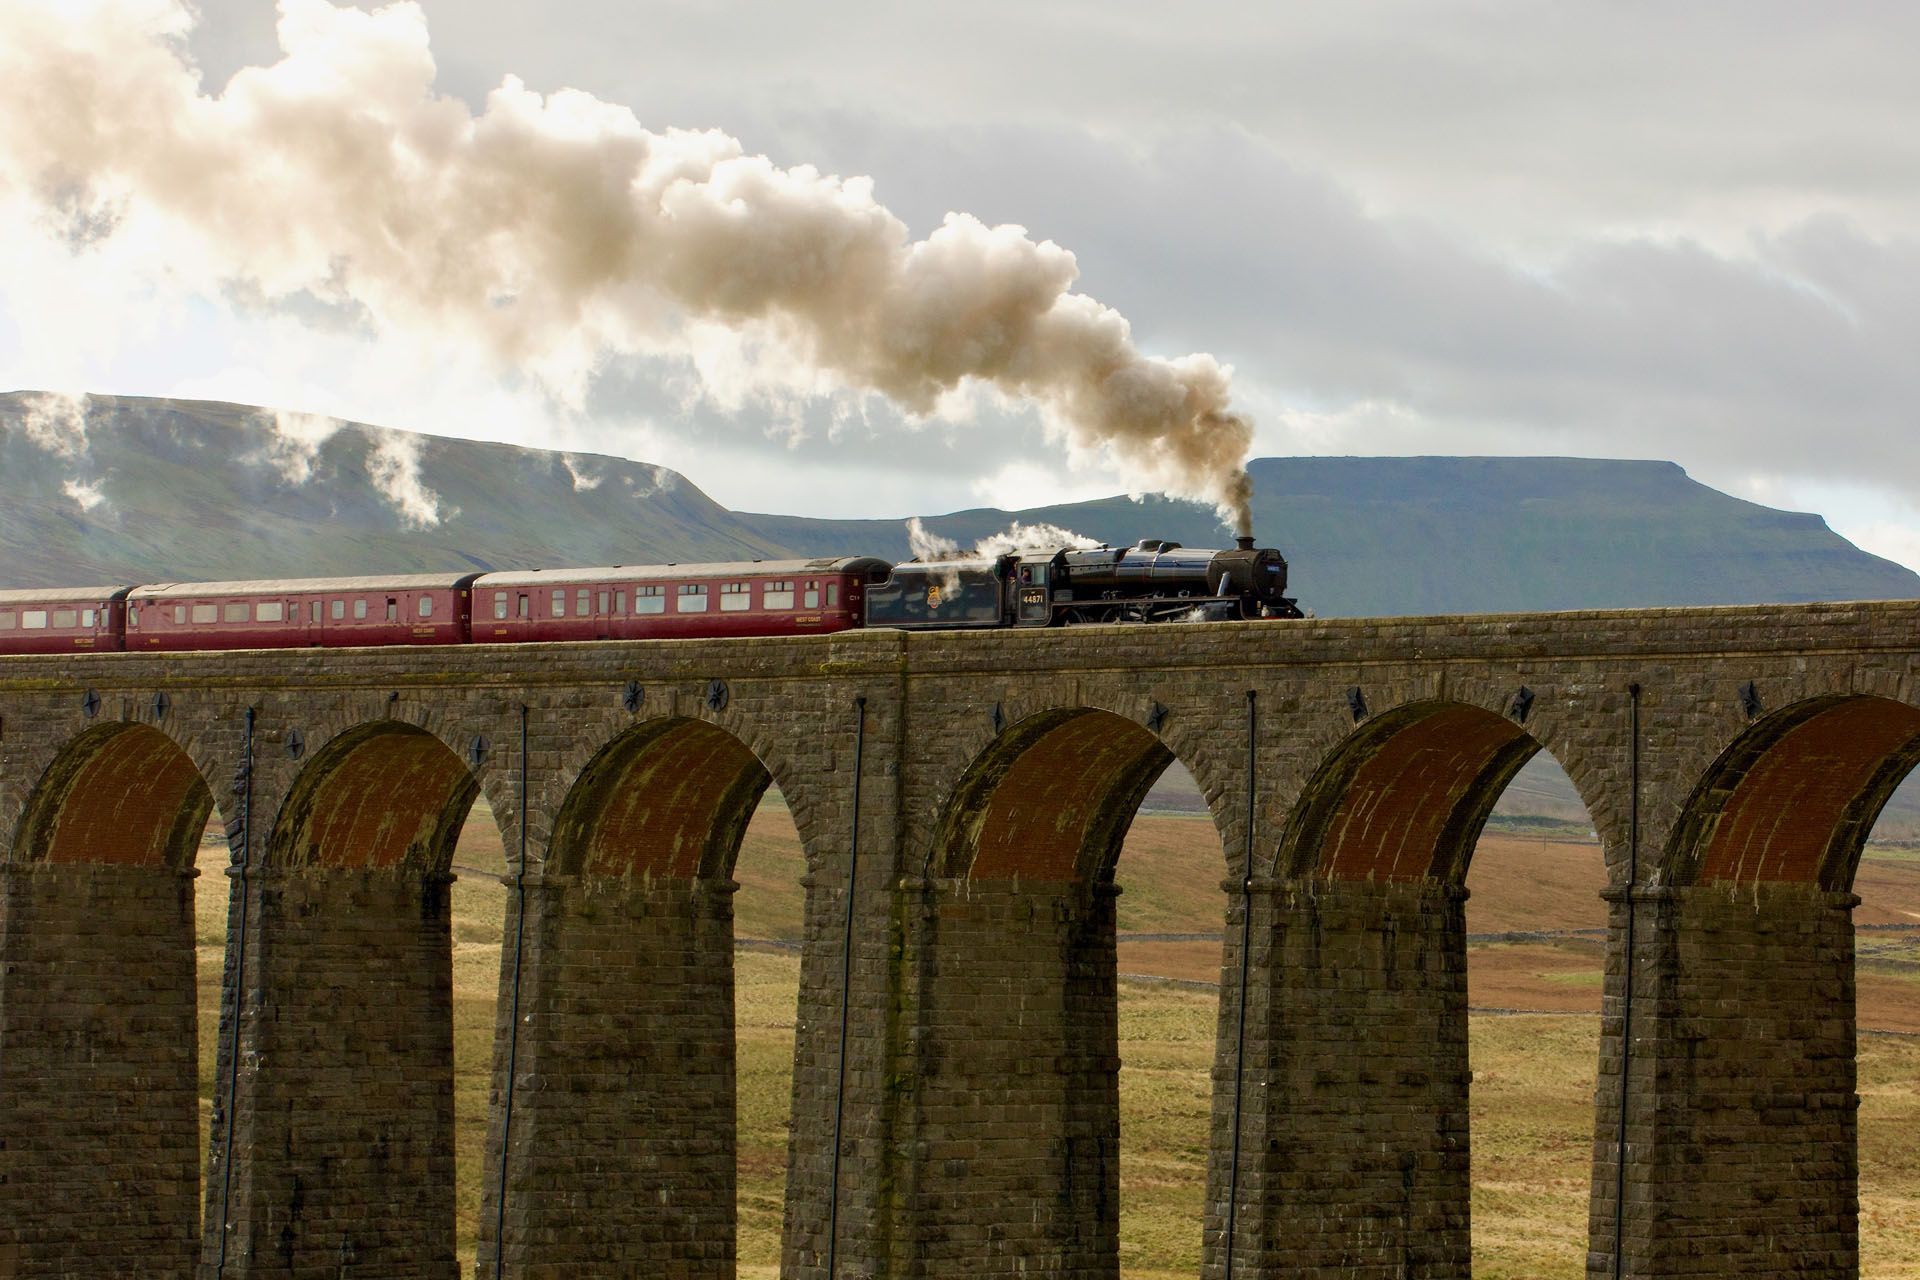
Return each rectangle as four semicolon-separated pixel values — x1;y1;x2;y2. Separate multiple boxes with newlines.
3;391;1916;620
740;455;1918;616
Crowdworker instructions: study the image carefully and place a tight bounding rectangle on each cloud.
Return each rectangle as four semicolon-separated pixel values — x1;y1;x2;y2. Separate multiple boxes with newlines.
0;0;1262;530
815;120;1920;510
5;0;1920;544
1842;521;1920;575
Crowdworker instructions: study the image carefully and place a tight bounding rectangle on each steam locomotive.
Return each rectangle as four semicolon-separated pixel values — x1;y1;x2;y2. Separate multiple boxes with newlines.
868;536;1302;628
0;537;1301;655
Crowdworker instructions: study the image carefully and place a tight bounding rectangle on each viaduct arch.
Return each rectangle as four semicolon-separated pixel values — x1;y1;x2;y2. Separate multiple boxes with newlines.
0;601;1910;1278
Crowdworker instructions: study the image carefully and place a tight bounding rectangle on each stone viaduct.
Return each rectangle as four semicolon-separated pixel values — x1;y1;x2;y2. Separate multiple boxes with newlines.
0;600;1914;1278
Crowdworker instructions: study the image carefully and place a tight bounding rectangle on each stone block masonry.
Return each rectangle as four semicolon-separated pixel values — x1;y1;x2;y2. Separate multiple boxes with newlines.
0;599;1912;1279
0;863;201;1277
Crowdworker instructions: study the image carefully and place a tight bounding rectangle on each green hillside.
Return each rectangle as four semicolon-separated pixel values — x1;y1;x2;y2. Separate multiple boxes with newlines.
4;392;1915;620
0;392;791;587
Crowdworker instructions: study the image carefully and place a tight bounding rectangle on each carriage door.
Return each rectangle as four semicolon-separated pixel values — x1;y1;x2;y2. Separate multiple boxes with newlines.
1016;562;1051;627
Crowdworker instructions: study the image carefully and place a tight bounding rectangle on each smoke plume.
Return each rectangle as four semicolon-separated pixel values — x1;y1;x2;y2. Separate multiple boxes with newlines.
0;0;1256;532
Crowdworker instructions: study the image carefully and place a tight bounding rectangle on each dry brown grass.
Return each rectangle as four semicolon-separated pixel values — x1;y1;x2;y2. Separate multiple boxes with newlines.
184;804;1920;1276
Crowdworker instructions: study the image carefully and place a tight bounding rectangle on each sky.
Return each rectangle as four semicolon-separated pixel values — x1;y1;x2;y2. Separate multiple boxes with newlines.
2;1;1918;568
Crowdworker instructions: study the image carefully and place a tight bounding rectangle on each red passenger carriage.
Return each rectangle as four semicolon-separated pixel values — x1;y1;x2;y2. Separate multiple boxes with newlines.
0;587;129;654
126;575;478;651
470;558;891;643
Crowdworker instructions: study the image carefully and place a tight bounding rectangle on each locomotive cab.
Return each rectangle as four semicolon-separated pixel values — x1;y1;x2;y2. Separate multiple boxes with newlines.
1012;557;1057;627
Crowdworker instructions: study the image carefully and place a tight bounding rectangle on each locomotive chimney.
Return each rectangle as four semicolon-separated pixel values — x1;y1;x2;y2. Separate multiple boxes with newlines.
1236;535;1255;551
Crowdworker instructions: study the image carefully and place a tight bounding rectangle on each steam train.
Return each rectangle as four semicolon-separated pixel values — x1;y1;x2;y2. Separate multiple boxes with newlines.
0;537;1301;655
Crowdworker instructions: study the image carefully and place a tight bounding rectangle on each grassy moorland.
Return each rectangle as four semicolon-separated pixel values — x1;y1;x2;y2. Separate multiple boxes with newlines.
190;800;1920;1278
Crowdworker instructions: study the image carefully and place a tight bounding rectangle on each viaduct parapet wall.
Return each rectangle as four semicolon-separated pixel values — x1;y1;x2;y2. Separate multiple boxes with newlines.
0;600;1914;1278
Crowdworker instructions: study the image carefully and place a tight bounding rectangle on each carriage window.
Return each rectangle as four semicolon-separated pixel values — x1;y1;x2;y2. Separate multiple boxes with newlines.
223;603;248;623
128;607;139;627
636;585;665;615
192;604;218;624
310;601;321;623
577;588;591;616
386;599;398;622
494;592;509;620
0;612;15;630
52;609;78;628
517;594;529;619
22;610;47;630
418;596;433;619
551;590;566;617
763;580;794;610
256;602;284;623
678;584;709;612
175;605;188;625
615;590;626;613
826;583;838;607
81;609;96;628
597;590;610;614
331;600;345;620
354;599;368;620
803;581;820;608
720;582;751;612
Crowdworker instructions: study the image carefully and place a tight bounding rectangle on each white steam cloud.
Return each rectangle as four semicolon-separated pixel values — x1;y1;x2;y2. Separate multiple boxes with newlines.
14;391;90;460
975;521;1104;558
561;454;604;492
62;478;108;512
255;409;345;484
7;391;109;512
623;465;677;499
905;518;962;561
905;516;1102;561
366;430;453;529
0;0;1256;532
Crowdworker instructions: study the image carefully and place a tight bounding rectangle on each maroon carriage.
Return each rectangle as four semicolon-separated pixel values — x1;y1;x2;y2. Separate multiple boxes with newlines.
471;558;891;644
126;574;478;651
0;587;130;655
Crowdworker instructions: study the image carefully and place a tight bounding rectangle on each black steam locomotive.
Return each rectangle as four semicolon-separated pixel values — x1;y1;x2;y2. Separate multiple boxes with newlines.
865;536;1303;629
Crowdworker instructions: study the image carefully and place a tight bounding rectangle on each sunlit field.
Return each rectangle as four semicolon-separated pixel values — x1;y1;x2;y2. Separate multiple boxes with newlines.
189;804;1920;1276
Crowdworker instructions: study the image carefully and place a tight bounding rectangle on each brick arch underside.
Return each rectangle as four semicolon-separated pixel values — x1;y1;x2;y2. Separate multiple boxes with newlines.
15;723;212;868
1673;696;1920;889
1284;702;1540;882
936;709;1174;883
550;718;771;881
271;724;477;871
